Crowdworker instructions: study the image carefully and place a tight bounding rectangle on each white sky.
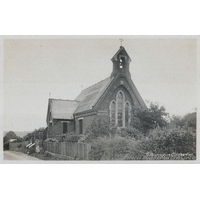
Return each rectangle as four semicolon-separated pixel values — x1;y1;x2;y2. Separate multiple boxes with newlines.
3;36;197;132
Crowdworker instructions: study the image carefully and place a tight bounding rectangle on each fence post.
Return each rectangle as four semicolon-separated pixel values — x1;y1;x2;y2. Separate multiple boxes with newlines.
44;142;91;160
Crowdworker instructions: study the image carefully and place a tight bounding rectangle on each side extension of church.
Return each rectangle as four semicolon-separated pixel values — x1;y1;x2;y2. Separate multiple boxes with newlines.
46;46;146;141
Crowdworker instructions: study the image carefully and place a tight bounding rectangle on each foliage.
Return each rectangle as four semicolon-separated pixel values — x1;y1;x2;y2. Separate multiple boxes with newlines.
4;131;17;143
30;127;45;139
86;108;196;160
116;127;144;140
88;135;136;160
83;119;116;143
130;102;169;134
88;125;196;160
3;142;9;150
170;115;185;128
3;131;23;144
24;133;31;141
125;126;196;160
44;138;58;143
184;112;196;130
64;135;83;143
124;152;196;160
4;131;17;139
23;127;46;141
170;112;196;131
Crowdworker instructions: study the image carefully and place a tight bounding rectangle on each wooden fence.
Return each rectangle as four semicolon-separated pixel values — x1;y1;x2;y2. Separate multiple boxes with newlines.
45;142;91;160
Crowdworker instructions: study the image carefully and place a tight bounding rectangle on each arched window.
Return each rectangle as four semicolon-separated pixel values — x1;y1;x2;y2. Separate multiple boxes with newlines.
109;90;131;127
117;92;124;127
125;102;131;126
110;101;116;125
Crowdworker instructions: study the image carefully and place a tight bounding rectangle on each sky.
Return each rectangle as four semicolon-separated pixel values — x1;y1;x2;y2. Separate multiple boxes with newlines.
3;36;197;132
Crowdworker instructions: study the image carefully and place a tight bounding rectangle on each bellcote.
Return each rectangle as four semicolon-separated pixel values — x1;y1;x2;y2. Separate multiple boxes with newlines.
111;46;132;78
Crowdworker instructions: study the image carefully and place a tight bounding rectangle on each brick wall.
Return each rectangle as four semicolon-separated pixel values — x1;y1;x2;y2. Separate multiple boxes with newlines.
48;121;63;137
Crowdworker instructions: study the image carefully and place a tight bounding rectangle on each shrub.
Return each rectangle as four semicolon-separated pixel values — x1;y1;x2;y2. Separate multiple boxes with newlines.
3;142;9;151
87;121;196;160
86;109;196;160
83;119;115;143
44;138;58;143
88;135;136;160
184;112;196;130
124;152;196;160
64;135;83;143
170;112;196;131
130;102;169;134
125;126;196;160
116;127;144;140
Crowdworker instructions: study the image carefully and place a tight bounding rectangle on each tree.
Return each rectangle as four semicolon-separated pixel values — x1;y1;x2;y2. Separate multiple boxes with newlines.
130;101;169;134
170;115;185;128
170;112;196;131
3;131;17;143
23;127;46;142
183;112;196;130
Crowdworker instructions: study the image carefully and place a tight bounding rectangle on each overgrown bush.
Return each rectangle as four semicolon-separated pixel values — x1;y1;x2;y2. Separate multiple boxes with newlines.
87;117;196;160
88;135;136;160
130;102;169;135
125;126;196;160
83;119;116;143
3;142;9;151
3;131;23;144
84;103;196;160
116;127;144;140
170;112;196;131
44;138;58;143
124;152;196;160
64;135;83;143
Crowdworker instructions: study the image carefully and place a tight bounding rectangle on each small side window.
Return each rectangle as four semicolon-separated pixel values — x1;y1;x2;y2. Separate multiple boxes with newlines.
79;119;83;135
63;122;68;134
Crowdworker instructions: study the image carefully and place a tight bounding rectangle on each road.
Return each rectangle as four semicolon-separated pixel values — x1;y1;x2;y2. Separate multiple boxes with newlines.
4;151;40;160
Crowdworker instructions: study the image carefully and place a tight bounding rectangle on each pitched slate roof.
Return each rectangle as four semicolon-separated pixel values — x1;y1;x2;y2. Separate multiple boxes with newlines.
46;46;146;120
74;77;113;114
49;99;79;119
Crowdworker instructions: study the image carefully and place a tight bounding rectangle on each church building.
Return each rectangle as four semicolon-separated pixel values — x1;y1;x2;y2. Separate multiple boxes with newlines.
46;45;146;141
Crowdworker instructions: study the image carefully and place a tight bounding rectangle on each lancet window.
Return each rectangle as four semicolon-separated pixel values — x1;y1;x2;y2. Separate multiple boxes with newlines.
109;91;131;127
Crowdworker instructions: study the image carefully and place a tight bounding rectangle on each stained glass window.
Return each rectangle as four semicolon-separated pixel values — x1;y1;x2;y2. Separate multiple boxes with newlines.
117;92;123;127
109;91;131;127
125;102;131;126
110;101;116;125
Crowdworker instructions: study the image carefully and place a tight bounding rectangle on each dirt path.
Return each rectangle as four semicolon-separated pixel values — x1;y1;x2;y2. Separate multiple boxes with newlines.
4;151;41;161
